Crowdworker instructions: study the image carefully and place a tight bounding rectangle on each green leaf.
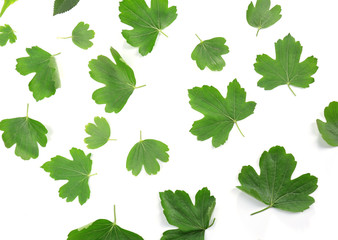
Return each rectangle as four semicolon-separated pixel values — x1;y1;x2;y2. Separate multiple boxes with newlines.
0;0;18;17
188;79;256;148
127;132;169;176
247;0;282;36
254;34;318;96
119;0;177;56
16;46;61;101
238;146;318;215
72;22;95;49
0;105;47;160
53;0;80;15
85;116;112;149
67;206;144;240
89;47;145;113
41;148;95;205
160;187;216;240
191;35;229;71
316;101;338;146
0;24;16;46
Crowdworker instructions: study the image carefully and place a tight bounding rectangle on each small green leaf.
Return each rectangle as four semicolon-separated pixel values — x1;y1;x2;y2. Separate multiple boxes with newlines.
72;22;95;49
16;46;61;101
188;79;256;147
119;0;177;56
0;24;16;46
85;116;112;149
191;35;229;71
0;0;18;17
53;0;80;15
254;34;318;95
41;148;95;205
238;146;318;215
67;206;144;240
316;101;338;146
89;47;145;113
160;187;216;240
0;105;47;160
247;0;282;36
127;132;169;176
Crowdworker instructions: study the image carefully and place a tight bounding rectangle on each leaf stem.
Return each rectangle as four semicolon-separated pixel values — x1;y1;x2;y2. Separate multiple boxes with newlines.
287;83;296;96
88;173;98;177
159;30;168;38
251;206;271;216
134;84;146;89
57;36;72;39
234;121;245;137
256;27;261;37
140;130;142;141
26;103;29;119
108;138;117;141
195;34;203;43
53;52;61;57
113;205;117;225
208;218;216;228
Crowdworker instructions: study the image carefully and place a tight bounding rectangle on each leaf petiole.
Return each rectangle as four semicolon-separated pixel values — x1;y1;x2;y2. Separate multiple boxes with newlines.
26;103;29;119
57;36;72;39
256;27;261;37
88;173;98;177
134;84;146;89
234;121;245;137
113;205;117;225
208;218;216;228
287;83;296;96
195;34;203;43
159;29;168;38
251;205;271;216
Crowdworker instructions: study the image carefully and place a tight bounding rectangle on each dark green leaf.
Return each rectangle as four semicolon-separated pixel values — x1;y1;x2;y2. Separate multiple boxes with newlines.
160;187;215;240
238;146;318;215
191;35;229;71
0;24;16;46
254;34;318;96
85;116;111;149
72;22;95;49
119;0;177;56
247;0;282;36
188;79;256;147
0;105;47;160
317;101;338;146
127;132;169;176
41;148;94;205
54;0;80;15
0;0;17;17
16;46;61;101
89;47;144;113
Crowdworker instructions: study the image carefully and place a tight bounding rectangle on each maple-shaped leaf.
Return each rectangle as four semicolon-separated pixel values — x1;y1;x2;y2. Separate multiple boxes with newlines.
0;0;17;17
127;132;169;176
254;34;318;96
188;79;256;148
41;148;96;205
119;0;177;56
0;104;47;160
317;101;338;146
67;206;144;240
16;46;61;101
54;0;80;15
191;34;229;71
0;24;16;46
85;116;115;149
247;0;282;36
89;47;145;113
238;146;318;215
160;187;216;240
72;22;95;49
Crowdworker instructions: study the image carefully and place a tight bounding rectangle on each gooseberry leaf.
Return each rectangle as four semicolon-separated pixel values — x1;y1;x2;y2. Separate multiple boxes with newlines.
0;0;17;17
54;0;80;15
247;0;282;36
160;187;215;240
71;22;95;49
16;46;61;101
254;34;318;96
127;132;169;176
316;101;338;146
188;79;256;148
41;148;95;205
67;206;144;240
0;105;47;160
191;35;229;71
119;0;177;56
85;116;113;149
0;24;16;46
89;47;145;113
238;146;318;215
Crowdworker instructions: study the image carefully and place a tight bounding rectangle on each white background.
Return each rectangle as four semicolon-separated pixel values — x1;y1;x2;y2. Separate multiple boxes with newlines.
0;0;337;239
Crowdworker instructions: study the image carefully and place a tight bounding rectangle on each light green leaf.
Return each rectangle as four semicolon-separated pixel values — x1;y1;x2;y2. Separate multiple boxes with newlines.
317;101;338;146
0;24;16;46
0;0;18;17
72;22;95;49
85;116;112;149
